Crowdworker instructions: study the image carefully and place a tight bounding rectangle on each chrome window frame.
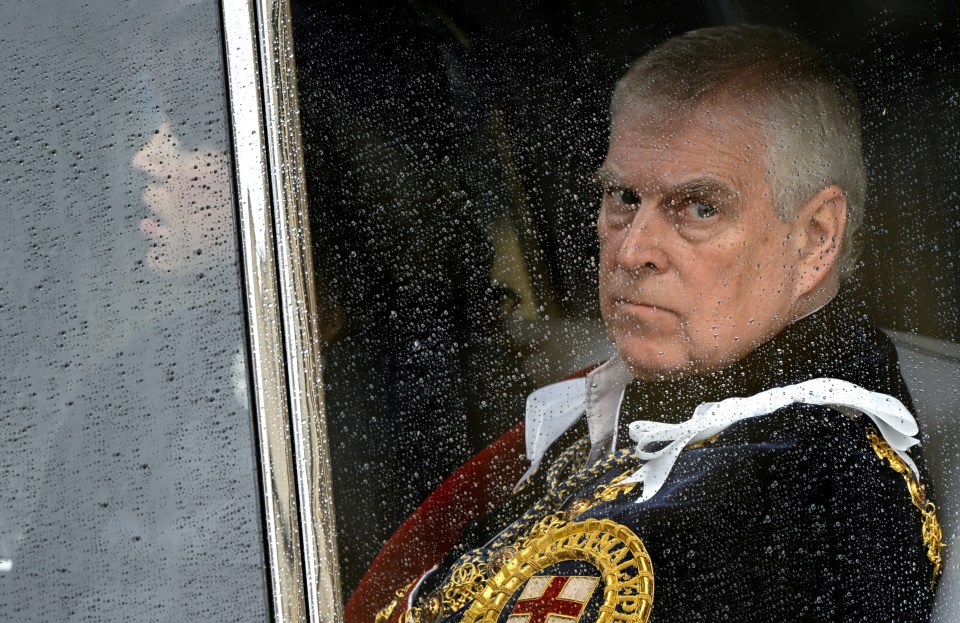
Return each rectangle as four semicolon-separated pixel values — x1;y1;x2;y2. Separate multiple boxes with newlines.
221;1;342;622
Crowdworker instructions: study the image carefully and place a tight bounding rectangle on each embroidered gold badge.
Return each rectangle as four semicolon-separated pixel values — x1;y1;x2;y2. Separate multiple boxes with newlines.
461;518;654;623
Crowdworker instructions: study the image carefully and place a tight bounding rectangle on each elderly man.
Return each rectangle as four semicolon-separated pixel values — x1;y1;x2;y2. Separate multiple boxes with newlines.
371;25;942;623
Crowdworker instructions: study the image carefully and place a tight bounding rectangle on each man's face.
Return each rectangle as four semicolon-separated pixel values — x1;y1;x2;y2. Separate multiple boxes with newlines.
132;120;234;276
597;99;805;380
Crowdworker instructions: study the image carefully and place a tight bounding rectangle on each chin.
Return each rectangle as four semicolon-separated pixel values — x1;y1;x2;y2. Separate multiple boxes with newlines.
625;360;698;382
614;339;695;381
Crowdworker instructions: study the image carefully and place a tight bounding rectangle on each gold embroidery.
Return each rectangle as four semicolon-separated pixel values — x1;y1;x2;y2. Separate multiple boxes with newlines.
402;440;604;623
375;579;416;623
687;433;720;450
866;428;944;589
404;444;651;623
565;498;593;519
594;470;640;502
440;560;488;613
461;518;654;623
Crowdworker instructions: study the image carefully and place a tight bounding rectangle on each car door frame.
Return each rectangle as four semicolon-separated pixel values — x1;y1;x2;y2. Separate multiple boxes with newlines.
221;1;343;622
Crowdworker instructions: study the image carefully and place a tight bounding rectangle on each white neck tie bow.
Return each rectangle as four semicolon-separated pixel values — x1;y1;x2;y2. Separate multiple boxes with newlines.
621;378;920;503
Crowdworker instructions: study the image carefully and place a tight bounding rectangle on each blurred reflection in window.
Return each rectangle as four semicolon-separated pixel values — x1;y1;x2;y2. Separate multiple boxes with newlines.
132;120;235;278
0;2;268;619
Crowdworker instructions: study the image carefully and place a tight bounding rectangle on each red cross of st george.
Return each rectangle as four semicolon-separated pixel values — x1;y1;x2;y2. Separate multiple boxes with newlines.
510;577;589;623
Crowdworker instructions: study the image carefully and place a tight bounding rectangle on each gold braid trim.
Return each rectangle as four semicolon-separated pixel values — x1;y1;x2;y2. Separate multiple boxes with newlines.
375;579;416;623
866;428;944;590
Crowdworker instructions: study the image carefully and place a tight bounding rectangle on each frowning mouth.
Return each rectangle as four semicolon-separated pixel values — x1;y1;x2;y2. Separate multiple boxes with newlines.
611;298;679;321
614;298;673;313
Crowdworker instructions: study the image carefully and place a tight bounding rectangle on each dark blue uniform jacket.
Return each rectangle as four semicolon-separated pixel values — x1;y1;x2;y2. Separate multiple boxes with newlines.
403;291;938;623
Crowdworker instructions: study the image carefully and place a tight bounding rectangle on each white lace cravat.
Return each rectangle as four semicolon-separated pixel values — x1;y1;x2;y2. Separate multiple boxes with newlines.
622;378;920;502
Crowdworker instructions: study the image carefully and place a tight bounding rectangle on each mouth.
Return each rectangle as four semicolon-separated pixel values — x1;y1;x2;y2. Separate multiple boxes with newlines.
614;298;672;312
611;298;678;320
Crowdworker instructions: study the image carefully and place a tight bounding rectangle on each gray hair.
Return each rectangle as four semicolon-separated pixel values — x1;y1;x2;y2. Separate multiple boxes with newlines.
611;25;865;277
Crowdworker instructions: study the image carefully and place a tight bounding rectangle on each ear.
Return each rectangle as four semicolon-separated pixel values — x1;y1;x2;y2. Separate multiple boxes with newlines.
791;184;848;299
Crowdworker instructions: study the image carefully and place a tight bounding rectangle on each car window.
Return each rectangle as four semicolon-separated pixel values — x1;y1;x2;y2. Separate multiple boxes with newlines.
290;0;959;611
0;1;269;619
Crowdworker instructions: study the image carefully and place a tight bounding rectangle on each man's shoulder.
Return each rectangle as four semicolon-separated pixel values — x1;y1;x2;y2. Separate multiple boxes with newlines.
729;400;870;447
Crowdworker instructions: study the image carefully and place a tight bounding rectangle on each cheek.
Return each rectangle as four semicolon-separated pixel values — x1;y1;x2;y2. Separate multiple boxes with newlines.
680;244;767;327
744;230;798;287
597;219;627;263
174;175;216;220
683;241;745;291
716;226;788;277
705;237;797;321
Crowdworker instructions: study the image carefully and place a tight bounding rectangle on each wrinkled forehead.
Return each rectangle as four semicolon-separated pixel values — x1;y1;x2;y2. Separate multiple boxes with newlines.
604;94;769;186
610;90;766;146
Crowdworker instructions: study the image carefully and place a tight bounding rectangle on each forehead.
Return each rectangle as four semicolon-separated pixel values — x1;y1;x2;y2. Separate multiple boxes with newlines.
603;98;767;190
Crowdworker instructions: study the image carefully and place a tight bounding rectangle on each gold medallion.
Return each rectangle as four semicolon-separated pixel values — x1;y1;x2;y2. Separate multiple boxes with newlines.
461;518;654;623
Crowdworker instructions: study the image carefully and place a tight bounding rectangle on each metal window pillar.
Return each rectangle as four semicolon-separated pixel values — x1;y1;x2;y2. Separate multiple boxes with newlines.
221;1;342;621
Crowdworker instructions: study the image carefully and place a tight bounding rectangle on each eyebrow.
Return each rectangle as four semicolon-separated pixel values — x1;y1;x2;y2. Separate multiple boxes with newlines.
593;167;736;201
592;166;622;188
669;177;736;200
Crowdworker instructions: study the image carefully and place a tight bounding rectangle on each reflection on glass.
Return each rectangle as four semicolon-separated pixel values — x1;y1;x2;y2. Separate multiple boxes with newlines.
133;120;234;277
0;1;268;620
292;0;959;618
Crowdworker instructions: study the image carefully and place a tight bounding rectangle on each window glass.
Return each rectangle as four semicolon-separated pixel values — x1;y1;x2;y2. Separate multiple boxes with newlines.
291;0;959;610
0;1;269;619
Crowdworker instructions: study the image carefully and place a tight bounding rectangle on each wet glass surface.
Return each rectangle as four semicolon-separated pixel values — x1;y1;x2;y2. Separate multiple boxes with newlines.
293;0;960;611
0;1;269;620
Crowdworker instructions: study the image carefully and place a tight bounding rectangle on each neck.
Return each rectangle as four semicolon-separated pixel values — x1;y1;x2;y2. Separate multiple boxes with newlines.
615;288;907;445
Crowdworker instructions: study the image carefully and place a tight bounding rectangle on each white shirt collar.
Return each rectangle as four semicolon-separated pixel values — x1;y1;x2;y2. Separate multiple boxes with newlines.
516;354;632;488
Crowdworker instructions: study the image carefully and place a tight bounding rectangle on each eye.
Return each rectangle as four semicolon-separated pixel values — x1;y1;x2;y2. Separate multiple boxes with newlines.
608;187;641;206
684;201;719;220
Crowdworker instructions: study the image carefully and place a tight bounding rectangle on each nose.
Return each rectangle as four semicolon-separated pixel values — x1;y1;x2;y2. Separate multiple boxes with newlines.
615;206;671;274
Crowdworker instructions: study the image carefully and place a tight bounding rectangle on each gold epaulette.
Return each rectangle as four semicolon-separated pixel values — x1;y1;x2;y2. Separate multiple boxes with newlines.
866;428;944;590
